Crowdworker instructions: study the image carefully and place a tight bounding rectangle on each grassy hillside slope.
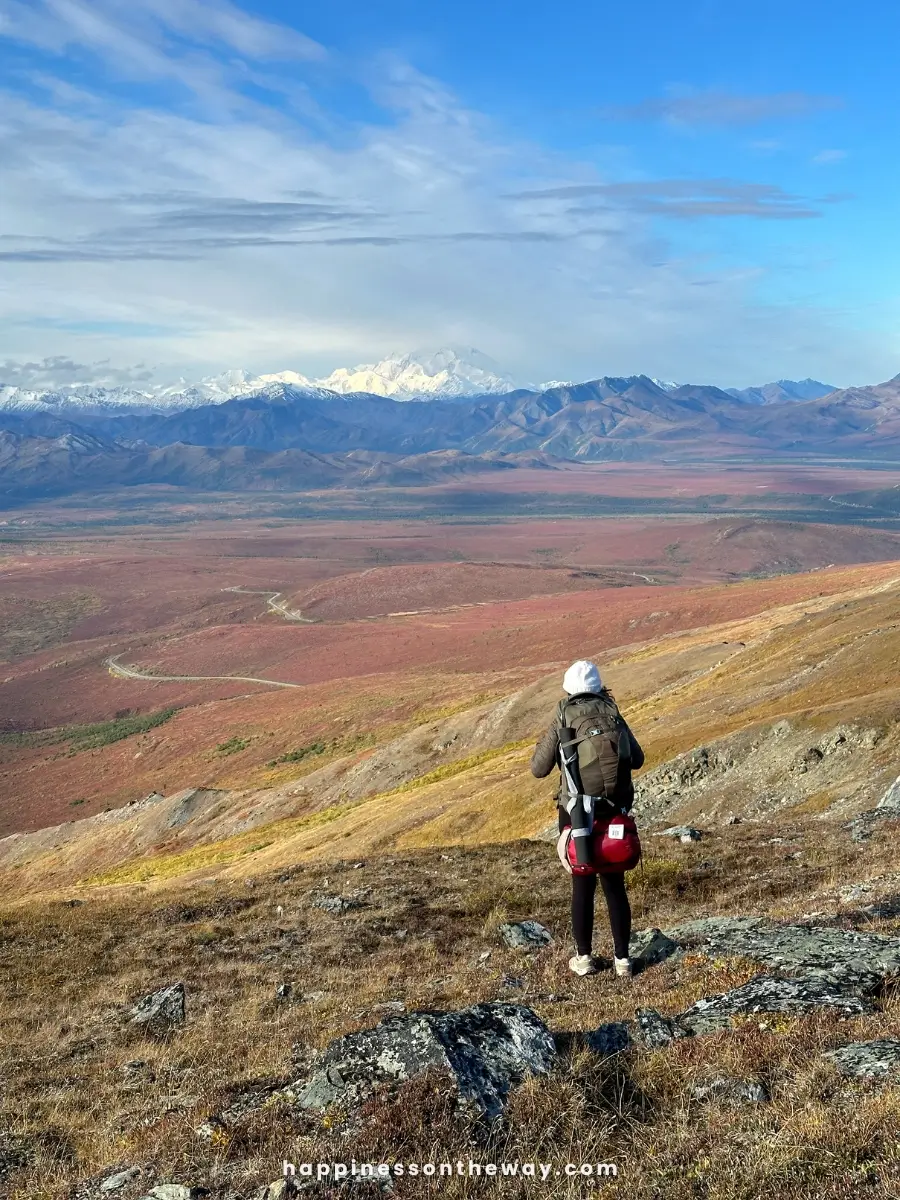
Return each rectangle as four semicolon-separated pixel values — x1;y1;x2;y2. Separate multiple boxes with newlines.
3;562;899;898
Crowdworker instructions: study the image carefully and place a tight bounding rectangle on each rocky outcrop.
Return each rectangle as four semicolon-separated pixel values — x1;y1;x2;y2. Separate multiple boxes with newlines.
846;773;900;841
665;916;900;988
633;1008;689;1049
633;720;883;825
295;1003;557;1121
822;1039;900;1080
677;974;873;1034
129;983;186;1035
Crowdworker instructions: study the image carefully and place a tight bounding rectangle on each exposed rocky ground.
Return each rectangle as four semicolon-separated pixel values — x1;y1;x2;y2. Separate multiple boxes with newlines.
3;801;900;1200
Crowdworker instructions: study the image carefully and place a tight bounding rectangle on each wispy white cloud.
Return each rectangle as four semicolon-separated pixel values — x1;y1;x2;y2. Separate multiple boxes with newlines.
0;2;890;386
812;148;848;165
601;89;843;128
507;179;824;220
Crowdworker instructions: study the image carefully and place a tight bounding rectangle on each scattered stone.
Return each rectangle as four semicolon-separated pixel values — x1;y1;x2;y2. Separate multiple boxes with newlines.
629;928;678;968
725;815;742;825
300;990;326;1004
275;982;293;1002
501;975;524;990
477;950;491;963
823;1038;900;1080
677;973;873;1034
633;1007;690;1049
691;1076;769;1105
295;1003;556;1121
372;1000;406;1014
141;1186;207;1200
312;894;361;915
99;1167;141;1192
498;920;553;950
656;825;703;842
129;983;186;1034
664;915;900;988
194;1116;227;1141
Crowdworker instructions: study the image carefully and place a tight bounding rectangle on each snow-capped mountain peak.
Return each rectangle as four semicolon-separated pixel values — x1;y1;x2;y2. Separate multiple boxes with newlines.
316;347;518;398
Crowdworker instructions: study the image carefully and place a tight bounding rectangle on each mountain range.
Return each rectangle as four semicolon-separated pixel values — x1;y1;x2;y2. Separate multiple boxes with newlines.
1;359;899;500
0;348;836;412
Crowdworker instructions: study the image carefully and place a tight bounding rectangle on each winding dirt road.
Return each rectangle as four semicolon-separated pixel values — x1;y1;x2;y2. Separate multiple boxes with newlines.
222;586;316;622
105;654;302;689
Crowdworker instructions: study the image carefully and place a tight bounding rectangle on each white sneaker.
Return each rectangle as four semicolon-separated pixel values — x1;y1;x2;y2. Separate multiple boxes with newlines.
613;956;633;978
568;954;599;977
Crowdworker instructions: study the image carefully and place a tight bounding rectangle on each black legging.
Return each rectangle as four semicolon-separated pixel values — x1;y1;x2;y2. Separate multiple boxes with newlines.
559;809;632;958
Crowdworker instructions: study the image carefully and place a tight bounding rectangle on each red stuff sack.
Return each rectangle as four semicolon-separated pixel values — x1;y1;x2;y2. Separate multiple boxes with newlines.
559;814;642;875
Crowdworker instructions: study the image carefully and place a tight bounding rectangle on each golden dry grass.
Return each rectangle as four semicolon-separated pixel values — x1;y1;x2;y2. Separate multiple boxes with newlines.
2;815;900;1199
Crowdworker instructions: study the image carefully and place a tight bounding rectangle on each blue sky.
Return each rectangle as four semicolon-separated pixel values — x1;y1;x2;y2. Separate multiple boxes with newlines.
0;0;897;388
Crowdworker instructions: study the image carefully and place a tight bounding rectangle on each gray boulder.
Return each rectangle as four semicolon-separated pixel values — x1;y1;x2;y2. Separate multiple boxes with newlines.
677;973;872;1034
295;1002;556;1121
629;928;678;968
691;1076;769;1104
823;1038;900;1080
498;920;553;950
633;1007;690;1049
129;983;186;1034
664;916;900;988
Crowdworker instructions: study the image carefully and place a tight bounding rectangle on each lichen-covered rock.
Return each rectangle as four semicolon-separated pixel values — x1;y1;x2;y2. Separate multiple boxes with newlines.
311;894;361;915
677;973;872;1034
632;1007;690;1049
691;1076;769;1104
295;1003;556;1120
822;1038;900;1080
629;928;678;968
129;983;186;1034
99;1167;141;1192
498;920;553;950
664;916;900;988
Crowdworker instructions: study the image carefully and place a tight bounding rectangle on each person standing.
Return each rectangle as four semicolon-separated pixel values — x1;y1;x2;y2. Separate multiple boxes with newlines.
530;659;645;977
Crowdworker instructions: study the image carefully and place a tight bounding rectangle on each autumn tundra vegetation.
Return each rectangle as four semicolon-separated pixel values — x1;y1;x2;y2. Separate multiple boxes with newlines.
2;486;900;1198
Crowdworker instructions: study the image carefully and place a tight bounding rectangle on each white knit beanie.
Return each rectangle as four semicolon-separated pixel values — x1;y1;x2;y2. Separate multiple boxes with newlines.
562;659;603;695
